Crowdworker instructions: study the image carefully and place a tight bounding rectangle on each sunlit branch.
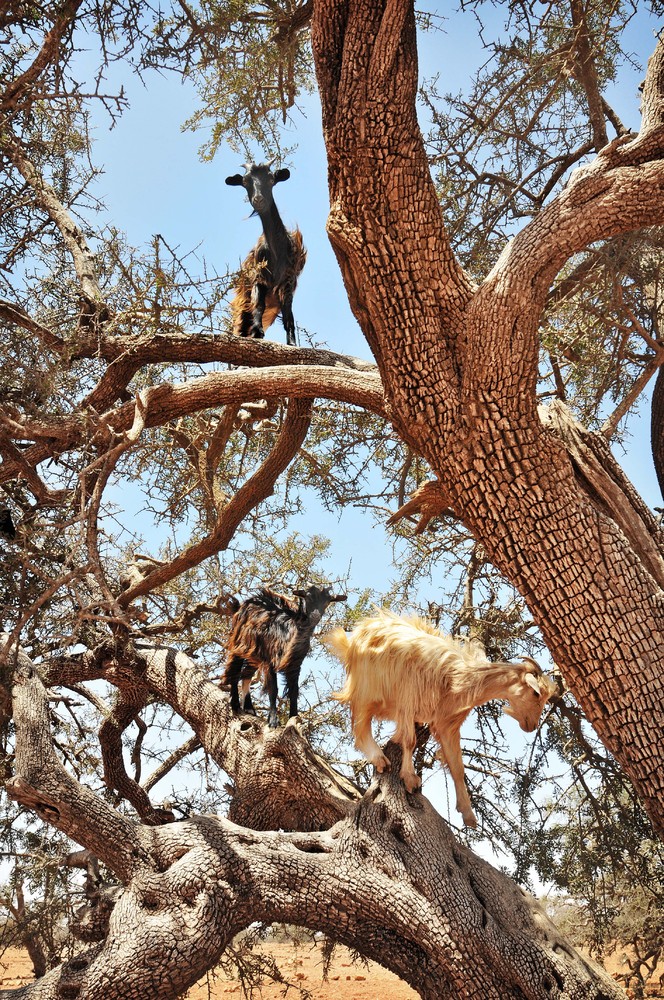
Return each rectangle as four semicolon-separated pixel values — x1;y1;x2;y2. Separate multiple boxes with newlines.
0;0;84;113
4;637;148;881
569;0;609;151
0;300;66;353
1;129;107;317
117;396;314;606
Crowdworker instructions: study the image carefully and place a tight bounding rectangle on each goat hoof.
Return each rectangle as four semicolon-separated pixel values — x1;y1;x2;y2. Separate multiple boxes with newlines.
267;716;280;729
463;811;478;829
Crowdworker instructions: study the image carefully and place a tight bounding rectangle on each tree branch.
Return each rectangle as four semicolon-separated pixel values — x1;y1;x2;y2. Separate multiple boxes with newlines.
3;637;149;881
569;0;609;151
0;128;107;317
117;396;314;605
1;749;624;999
43;640;360;833
0;0;84;113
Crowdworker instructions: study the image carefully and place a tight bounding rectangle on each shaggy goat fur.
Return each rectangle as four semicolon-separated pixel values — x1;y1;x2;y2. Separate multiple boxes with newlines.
223;585;346;727
226;163;306;346
325;609;557;827
230;229;306;339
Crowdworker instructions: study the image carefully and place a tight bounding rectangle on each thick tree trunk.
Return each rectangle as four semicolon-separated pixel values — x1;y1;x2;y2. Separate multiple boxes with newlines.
311;0;664;835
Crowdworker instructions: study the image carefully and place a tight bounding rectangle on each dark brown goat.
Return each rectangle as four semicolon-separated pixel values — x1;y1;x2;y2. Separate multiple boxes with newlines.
225;162;307;347
223;585;347;727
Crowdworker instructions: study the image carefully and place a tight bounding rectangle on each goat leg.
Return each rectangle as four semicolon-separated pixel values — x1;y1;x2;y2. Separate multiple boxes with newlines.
436;731;477;829
265;668;280;728
395;717;421;793
239;674;257;715
285;667;299;720
249;283;267;338
280;292;297;347
353;711;391;773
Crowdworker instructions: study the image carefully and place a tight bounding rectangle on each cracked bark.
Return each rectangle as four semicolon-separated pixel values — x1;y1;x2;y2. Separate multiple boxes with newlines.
2;644;623;1000
311;0;664;836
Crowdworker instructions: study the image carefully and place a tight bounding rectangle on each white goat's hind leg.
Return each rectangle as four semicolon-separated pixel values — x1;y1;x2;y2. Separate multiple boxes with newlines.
437;731;477;828
353;711;390;772
394;716;420;793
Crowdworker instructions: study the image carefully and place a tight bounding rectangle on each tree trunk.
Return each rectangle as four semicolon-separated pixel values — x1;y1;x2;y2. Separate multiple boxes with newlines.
311;0;664;836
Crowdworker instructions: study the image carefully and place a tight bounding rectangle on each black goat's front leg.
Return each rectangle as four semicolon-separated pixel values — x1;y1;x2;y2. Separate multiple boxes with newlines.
265;668;279;728
239;661;257;714
249;283;267;339
226;657;256;715
281;292;297;346
225;655;244;713
284;666;299;721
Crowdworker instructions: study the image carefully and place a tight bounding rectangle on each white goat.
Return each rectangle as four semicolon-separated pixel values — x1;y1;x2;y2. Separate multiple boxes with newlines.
325;610;557;828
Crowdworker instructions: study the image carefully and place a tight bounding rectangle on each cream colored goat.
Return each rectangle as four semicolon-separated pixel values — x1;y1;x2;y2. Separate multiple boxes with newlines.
325;610;557;828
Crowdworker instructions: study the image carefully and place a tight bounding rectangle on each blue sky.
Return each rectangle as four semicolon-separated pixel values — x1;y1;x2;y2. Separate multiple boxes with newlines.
78;7;663;848
86;6;664;580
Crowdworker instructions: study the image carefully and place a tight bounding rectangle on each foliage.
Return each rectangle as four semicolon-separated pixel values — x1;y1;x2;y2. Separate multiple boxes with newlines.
0;0;663;991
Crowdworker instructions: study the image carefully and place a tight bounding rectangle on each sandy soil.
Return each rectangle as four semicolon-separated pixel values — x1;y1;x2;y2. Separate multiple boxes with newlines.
1;939;662;998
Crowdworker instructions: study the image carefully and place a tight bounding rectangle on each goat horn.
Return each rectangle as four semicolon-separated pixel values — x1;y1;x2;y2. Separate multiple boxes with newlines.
520;656;542;672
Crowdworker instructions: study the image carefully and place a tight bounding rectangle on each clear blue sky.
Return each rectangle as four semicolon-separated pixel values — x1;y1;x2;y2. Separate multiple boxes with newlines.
81;7;662;848
87;6;663;579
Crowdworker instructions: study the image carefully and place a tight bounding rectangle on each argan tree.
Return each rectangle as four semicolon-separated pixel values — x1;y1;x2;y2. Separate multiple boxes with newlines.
1;1;663;998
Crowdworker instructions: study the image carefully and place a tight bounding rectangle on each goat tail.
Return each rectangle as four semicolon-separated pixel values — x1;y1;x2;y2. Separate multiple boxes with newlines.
323;627;351;664
323;627;353;703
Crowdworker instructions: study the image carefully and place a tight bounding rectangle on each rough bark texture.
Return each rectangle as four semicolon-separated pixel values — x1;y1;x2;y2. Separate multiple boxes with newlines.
2;3;664;998
311;0;664;836
2;644;623;1000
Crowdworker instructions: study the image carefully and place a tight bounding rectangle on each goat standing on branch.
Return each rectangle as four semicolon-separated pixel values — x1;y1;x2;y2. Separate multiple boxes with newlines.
325;610;557;828
223;585;347;727
225;162;307;346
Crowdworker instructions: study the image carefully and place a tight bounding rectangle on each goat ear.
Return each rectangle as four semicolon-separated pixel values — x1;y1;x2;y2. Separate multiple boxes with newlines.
225;174;244;186
292;588;305;597
273;168;291;184
524;673;541;695
333;593;348;602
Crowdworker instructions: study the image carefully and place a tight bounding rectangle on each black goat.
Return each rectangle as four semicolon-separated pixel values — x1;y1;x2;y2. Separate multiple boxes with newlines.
222;585;347;727
225;162;307;347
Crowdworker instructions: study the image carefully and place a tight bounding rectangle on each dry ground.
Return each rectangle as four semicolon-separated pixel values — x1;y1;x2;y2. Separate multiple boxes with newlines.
1;939;662;998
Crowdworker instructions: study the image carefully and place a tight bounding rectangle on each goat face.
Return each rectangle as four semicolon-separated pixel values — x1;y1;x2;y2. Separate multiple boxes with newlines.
225;163;291;215
292;585;347;625
502;664;556;732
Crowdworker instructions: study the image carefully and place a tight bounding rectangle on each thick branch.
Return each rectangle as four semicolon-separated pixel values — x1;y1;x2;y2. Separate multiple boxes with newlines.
117;396;314;605
2;755;624;1000
99;693;169;825
44;641;360;832
0;364;385;491
640;30;664;133
80;331;378;414
0;1;83;113
540;401;664;588
3;637;148;881
570;0;609;151
0;300;66;353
